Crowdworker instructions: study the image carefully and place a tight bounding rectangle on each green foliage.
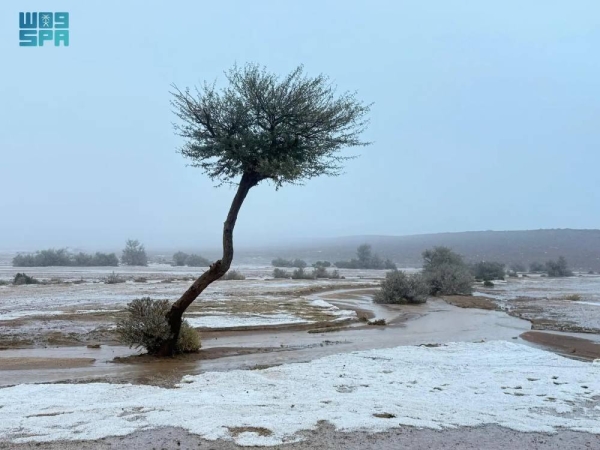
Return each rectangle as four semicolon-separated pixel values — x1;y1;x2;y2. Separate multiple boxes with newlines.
12;249;118;267
273;268;290;279
116;297;200;354
422;246;473;295
272;258;307;268
0;280;8;286
221;270;246;280
312;261;331;268
483;280;495;287
171;63;371;187
121;239;148;266
545;256;573;277
185;254;210;267
291;268;315;280
374;271;429;305
13;273;39;285
564;294;581;301
173;252;210;267
335;244;396;270
509;263;526;273
529;261;546;273
470;261;505;281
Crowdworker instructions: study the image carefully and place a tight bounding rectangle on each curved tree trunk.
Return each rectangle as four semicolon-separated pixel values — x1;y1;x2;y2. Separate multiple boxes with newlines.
157;170;262;356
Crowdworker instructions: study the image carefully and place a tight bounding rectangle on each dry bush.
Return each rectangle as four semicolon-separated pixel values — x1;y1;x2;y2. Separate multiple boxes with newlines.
116;297;201;354
374;271;429;304
104;272;125;284
221;270;246;280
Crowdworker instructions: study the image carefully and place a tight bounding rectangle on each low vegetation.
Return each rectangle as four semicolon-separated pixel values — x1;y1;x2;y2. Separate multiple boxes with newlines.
471;261;505;281
374;271;429;304
272;258;307;268
221;270;246;280
272;268;290;279
334;244;396;270
422;246;473;295
172;251;210;267
12;249;119;267
483;280;495;287
104;272;126;284
529;261;546;273
13;273;39;285
564;294;582;301
116;297;200;354
545;256;573;277
312;261;332;268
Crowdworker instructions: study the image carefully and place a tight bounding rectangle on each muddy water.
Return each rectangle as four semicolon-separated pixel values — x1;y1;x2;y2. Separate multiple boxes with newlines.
0;292;530;387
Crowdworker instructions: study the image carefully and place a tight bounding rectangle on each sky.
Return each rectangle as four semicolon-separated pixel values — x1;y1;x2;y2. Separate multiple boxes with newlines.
0;1;598;251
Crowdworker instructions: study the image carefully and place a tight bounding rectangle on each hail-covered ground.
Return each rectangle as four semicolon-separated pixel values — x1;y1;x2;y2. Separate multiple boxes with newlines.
1;257;600;447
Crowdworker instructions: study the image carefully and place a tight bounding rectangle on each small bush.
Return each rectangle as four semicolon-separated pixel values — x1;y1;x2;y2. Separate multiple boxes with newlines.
545;256;573;277
0;279;9;286
564;294;582;301
116;297;200;354
470;261;505;281
221;270;245;280
272;258;307;268
185;254;210;267
589;270;595;275
133;277;147;283
312;261;331;268
529;261;546;273
291;268;315;280
422;247;473;295
121;239;148;266
483;280;494;287
273;268;290;279
330;269;341;279
368;318;386;326
104;272;125;284
13;273;39;285
374;271;429;304
313;266;329;278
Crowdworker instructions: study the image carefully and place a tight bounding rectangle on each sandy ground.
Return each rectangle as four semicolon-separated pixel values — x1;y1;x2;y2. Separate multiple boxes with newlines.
1;424;599;450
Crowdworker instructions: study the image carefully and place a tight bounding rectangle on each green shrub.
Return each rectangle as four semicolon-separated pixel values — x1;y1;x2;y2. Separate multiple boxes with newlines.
13;273;39;285
272;258;307;268
470;261;505;281
133;277;147;283
273;268;290;279
483;280;494;287
374;270;429;304
291;268;315;279
116;297;200;354
221;270;245;280
330;269;341;279
0;280;8;286
185;254;210;267
564;294;582;301
422;247;473;295
312;261;331;268
172;251;189;266
545;256;573;277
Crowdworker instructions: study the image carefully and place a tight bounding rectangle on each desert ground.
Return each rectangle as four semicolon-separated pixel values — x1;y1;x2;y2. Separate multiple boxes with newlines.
1;258;599;449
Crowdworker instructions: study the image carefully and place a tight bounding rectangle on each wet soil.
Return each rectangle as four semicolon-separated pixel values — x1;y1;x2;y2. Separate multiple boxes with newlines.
441;295;500;310
2;423;598;450
0;357;96;370
520;330;600;360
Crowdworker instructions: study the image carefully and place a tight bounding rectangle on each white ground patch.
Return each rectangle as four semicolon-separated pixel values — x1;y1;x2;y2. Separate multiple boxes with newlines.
1;341;599;446
184;313;310;328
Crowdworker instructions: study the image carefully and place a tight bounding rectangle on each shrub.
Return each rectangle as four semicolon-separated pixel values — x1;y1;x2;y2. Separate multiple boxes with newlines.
483;280;494;287
13;273;39;285
312;261;331;268
271;258;307;268
0;280;8;286
133;277;147;283
330;269;341;279
291;268;315;279
121;239;148;266
545;256;573;277
470;261;505;281
335;244;396;270
422;247;473;295
185;254;210;267
221;270;245;280
104;272;125;284
564;294;582;301
313;266;329;278
173;251;189;266
116;297;200;354
374;271;429;304
529;261;546;273
510;263;526;273
273;268;290;279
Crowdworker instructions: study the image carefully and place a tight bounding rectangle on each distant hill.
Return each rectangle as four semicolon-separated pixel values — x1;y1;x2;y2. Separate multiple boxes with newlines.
267;229;600;271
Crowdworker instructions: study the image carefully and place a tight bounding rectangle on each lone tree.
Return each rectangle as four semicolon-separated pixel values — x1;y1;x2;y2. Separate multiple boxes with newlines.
121;239;148;266
158;63;370;355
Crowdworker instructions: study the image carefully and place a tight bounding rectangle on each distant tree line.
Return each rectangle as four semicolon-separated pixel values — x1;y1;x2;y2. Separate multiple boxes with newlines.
12;239;150;267
271;258;308;268
13;249;119;267
272;244;396;270
529;257;573;277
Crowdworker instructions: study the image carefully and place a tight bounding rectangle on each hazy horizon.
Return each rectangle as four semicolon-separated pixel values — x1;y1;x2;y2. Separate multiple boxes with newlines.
1;1;598;251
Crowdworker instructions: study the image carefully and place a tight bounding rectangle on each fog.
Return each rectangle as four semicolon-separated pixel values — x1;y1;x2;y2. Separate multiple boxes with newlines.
1;1;598;252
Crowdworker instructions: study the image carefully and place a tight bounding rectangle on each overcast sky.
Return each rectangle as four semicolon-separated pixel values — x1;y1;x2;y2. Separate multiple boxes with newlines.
0;1;598;251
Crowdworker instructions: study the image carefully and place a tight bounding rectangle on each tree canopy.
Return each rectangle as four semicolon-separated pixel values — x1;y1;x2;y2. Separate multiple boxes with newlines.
171;63;371;187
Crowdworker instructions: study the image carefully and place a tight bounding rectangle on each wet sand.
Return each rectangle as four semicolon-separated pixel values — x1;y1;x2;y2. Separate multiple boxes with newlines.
2;424;598;450
520;330;600;360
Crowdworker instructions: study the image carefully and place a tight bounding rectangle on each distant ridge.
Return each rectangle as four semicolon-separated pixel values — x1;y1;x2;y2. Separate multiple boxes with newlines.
277;229;600;270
